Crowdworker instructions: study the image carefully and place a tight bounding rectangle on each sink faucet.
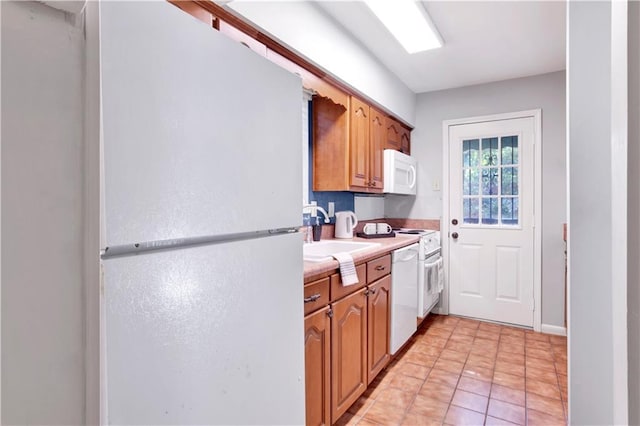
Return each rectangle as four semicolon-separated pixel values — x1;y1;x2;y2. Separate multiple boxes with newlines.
302;204;331;224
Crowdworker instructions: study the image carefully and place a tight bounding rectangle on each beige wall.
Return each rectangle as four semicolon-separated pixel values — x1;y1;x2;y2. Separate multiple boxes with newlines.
568;2;629;422
386;71;567;328
1;2;86;423
628;1;640;424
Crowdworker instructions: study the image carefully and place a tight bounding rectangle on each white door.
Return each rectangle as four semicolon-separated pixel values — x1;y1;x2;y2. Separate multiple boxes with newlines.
448;117;535;327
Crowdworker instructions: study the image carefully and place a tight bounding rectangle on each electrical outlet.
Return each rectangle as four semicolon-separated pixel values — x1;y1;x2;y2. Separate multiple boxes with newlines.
328;202;335;217
310;200;317;217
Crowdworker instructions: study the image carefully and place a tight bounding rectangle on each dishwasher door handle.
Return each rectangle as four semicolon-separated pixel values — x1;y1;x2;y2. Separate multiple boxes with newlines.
396;251;418;262
393;243;420;263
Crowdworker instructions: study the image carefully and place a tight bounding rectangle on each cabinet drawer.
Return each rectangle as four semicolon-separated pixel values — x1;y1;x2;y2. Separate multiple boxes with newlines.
367;254;391;283
330;263;367;302
304;277;330;315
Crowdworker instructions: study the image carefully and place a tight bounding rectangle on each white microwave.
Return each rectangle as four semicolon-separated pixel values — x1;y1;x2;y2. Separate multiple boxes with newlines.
383;149;417;195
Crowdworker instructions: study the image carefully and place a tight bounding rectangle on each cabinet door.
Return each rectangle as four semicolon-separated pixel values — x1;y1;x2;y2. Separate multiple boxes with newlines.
369;108;385;192
312;97;350;191
367;275;391;383
385;118;402;151
305;307;331;426
331;288;368;421
350;97;370;189
400;126;411;154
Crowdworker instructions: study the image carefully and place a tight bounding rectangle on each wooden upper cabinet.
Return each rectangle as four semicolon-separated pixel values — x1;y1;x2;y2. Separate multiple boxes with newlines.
350;98;370;189
367;275;391;383
400;125;411;155
313;96;388;193
305;306;331;426
312;96;350;192
219;20;267;56
331;288;368;421
385;117;402;151
369;108;385;191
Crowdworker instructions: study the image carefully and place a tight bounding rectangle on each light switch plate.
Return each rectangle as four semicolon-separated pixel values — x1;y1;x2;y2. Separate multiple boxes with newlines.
433;179;440;191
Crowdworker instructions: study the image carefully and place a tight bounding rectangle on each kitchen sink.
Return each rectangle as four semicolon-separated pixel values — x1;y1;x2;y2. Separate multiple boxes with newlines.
303;240;381;263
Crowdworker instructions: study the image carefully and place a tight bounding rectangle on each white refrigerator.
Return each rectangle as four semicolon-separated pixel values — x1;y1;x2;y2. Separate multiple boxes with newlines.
99;2;305;424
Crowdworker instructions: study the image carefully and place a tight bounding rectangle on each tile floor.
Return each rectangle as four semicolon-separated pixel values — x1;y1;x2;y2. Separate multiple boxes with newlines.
336;315;567;426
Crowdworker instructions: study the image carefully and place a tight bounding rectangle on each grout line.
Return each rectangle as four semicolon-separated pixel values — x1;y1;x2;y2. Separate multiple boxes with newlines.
345;316;567;426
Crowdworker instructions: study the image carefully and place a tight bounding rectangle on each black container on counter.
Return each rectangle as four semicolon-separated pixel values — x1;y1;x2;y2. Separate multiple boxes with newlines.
312;225;322;241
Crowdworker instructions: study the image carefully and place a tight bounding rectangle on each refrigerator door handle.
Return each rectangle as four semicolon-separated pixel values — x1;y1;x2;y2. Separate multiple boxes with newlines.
102;227;299;259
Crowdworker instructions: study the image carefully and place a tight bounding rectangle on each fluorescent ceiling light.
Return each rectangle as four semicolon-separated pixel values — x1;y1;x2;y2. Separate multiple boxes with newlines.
364;0;443;54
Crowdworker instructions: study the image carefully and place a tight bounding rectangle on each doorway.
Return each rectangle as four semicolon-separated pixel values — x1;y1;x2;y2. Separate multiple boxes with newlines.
442;110;542;329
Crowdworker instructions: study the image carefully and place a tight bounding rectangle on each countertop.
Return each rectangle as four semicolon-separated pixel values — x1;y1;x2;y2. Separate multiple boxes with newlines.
303;234;421;282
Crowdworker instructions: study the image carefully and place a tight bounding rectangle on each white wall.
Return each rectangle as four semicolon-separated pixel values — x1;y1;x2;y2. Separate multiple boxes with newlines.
1;2;86;424
628;1;640;424
227;1;416;125
387;72;566;328
568;2;628;423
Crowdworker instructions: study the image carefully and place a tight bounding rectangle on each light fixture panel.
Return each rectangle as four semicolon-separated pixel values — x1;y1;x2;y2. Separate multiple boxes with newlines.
364;0;443;54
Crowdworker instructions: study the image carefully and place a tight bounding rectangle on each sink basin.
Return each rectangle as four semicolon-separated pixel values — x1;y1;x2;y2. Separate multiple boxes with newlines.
303;240;381;263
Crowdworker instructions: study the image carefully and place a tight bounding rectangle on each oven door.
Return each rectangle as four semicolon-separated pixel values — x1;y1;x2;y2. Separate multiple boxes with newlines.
418;251;442;318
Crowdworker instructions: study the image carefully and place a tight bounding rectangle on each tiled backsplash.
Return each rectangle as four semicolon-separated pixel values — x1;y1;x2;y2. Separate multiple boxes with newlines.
354;218;441;232
307;219;441;241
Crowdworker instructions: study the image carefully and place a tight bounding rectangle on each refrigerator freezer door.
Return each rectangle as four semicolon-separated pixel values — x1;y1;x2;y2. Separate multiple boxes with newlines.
100;1;302;247
102;233;305;425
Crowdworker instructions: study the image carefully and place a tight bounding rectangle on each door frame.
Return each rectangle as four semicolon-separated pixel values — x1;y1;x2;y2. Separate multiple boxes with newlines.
441;109;542;332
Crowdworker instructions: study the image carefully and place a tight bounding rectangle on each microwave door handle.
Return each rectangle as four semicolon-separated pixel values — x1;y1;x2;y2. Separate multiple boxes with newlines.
408;165;417;188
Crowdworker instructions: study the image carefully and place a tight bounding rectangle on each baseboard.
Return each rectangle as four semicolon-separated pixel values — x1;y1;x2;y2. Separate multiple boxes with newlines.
541;324;567;336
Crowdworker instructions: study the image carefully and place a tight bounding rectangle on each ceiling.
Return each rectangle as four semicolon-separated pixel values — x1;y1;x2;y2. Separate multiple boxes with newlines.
314;1;566;93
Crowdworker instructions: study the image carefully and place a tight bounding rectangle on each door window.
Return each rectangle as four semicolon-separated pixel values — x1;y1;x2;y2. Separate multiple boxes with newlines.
462;135;520;226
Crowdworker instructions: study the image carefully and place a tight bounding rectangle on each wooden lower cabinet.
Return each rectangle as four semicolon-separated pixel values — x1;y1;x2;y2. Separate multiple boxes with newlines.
367;275;391;384
305;255;393;425
305;306;331;426
331;288;368;422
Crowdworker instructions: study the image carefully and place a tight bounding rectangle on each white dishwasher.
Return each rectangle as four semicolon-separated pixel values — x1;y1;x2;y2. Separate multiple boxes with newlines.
390;243;420;354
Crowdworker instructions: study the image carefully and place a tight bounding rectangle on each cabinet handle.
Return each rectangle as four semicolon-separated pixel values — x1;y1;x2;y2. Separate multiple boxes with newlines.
375;265;386;271
363;289;370;296
371;182;377;187
327;308;333;318
370;288;377;294
304;293;321;303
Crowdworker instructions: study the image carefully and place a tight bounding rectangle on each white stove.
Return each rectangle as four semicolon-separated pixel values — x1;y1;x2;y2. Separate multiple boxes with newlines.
394;228;443;318
394;228;440;259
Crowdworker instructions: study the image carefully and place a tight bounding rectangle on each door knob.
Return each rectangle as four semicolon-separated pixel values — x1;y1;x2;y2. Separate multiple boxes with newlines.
451;232;459;240
452;219;458;225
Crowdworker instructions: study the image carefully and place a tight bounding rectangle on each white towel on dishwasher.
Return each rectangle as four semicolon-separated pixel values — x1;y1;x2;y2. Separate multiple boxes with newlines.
332;252;359;286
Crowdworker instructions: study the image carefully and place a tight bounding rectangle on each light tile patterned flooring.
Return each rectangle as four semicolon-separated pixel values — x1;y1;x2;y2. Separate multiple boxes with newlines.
336;315;568;426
